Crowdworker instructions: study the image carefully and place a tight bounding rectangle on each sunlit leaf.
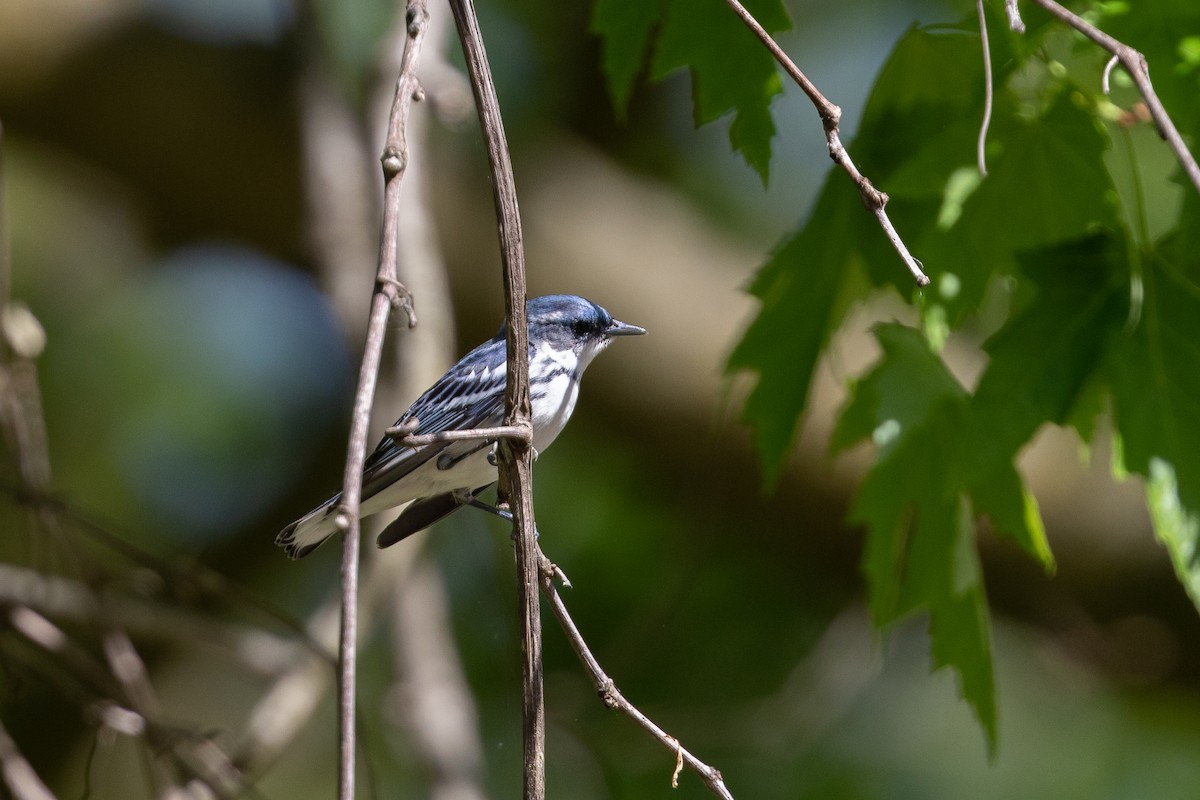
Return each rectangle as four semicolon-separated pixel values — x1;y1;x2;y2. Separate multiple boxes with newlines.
1106;232;1200;614
836;324;997;747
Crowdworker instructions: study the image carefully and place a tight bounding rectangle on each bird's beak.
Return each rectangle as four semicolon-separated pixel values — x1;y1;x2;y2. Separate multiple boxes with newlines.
606;318;647;337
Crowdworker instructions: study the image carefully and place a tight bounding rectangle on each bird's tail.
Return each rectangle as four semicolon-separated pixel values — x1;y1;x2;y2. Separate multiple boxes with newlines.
275;499;341;559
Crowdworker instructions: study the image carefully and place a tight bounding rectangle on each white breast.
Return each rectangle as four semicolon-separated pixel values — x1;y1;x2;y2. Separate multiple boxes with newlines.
529;341;586;452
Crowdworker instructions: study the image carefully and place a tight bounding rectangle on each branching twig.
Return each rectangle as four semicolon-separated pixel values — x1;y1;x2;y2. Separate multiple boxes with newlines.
1024;0;1200;196
244;0;485;781
721;0;930;286
8;606;252;798
445;0;544;797
332;1;427;797
369;6;489;797
0;563;302;673
536;553;736;800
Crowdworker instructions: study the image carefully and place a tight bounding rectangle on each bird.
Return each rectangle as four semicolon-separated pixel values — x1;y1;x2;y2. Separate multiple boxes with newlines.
276;294;646;559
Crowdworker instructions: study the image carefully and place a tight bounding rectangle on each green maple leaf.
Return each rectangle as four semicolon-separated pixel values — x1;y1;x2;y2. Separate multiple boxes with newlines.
922;91;1121;320
832;324;998;748
1107;235;1200;607
728;174;872;484
591;0;790;183
589;0;663;115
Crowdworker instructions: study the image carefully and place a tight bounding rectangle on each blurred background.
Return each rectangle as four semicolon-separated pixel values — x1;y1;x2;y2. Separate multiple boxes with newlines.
2;0;1200;797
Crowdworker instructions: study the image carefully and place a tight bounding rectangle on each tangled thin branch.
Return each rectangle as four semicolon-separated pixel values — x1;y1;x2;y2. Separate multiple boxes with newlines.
721;0;930;287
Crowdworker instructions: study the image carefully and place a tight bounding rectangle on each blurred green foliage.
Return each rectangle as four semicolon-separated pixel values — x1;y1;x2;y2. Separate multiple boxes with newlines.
3;0;1200;798
642;2;1200;748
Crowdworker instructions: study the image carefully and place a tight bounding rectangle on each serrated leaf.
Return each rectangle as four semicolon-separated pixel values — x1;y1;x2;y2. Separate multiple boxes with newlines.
854;25;987;190
837;324;997;746
1108;256;1200;512
1146;459;1200;609
728;175;867;484
924;92;1121;317
831;322;967;455
928;566;997;754
967;236;1126;472
972;462;1054;571
651;0;789;183
1107;236;1200;612
590;0;663;115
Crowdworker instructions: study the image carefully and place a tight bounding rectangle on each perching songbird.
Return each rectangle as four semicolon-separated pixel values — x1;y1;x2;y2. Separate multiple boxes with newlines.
276;294;646;559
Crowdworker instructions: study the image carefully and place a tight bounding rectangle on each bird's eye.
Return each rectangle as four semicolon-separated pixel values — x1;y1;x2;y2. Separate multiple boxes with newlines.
571;320;592;337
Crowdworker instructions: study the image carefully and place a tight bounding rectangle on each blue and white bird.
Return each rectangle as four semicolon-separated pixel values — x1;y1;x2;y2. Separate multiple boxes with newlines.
276;294;645;559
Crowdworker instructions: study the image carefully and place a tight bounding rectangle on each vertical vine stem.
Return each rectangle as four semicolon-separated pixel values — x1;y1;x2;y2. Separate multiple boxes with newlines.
975;0;993;177
445;0;545;797
334;1;425;798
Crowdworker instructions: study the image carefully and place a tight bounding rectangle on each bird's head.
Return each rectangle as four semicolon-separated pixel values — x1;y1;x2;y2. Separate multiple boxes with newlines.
498;295;645;370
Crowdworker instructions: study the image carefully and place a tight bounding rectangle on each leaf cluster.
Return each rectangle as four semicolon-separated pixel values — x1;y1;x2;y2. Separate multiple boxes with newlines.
593;0;1200;748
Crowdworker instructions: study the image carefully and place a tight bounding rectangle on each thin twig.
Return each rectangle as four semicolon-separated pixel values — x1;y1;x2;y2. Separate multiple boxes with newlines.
369;6;489;797
9;606;252;798
1005;0;1026;33
1026;0;1200;196
2;120;184;797
391;423;533;447
445;0;544;796
333;1;428;798
537;553;736;800
975;0;993;177
720;0;930;286
0;563;302;673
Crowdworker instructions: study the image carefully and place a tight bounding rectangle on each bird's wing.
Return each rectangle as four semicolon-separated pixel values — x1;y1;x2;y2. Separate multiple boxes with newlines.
359;342;508;502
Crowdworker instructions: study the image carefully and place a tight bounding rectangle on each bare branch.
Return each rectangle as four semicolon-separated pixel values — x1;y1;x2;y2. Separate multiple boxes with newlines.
0;564;303;674
364;9;491;798
8;606;251;799
1026;0;1200;196
235;595;341;771
537;553;736;800
445;0;544;796
244;0;484;780
720;0;930;286
331;0;429;796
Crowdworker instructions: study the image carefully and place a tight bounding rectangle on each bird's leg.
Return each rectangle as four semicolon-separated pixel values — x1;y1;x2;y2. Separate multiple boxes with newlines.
465;495;517;525
466;497;569;586
464;496;543;545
